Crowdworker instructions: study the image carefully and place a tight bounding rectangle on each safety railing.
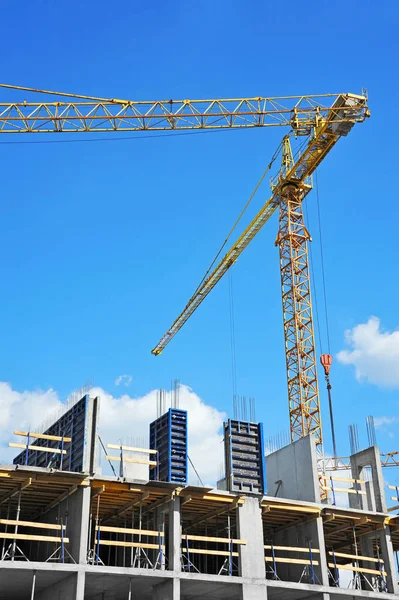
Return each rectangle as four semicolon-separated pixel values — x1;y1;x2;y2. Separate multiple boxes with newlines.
9;430;71;469
181;533;246;575
105;443;159;479
265;544;320;584
328;549;387;592
93;525;164;569
387;484;399;513
319;474;365;506
0;519;71;562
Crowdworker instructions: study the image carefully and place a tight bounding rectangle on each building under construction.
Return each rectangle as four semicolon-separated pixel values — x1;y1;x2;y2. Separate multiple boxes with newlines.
1;87;398;598
0;393;398;599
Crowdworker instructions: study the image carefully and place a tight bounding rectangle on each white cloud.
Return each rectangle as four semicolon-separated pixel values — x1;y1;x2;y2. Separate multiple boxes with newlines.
374;416;398;428
0;382;63;463
337;316;399;388
0;382;226;486
114;374;132;387
91;384;225;484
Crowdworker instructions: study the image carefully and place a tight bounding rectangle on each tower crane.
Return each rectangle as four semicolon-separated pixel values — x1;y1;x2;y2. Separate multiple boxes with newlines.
0;84;370;458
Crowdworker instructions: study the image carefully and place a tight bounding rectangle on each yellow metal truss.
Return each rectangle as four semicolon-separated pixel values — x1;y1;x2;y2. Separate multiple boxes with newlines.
0;85;367;134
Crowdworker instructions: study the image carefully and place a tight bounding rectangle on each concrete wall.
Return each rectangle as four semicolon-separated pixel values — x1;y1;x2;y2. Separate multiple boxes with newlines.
266;435;320;502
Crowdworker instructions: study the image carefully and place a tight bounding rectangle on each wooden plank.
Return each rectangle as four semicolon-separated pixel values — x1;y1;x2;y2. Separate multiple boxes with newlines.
105;455;157;466
182;534;246;545
328;551;383;564
321;485;366;495
182;548;239;557
8;443;67;455
391;496;399;502
0;519;65;531
202;495;243;504
40;486;78;516
328;563;386;577
0;479;32;506
14;430;71;443
264;545;320;554
97;525;163;537
388;504;399;513
266;557;319;566
0;532;68;543
388;485;399;491
263;503;321;513
91;486;105;499
320;475;364;484
107;444;157;455
0;473;10;478
98;540;163;550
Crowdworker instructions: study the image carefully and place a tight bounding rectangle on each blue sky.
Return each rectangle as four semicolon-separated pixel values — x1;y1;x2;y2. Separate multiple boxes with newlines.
0;0;398;472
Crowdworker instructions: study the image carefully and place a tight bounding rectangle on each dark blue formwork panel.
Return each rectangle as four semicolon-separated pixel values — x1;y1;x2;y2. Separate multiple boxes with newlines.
13;395;99;474
224;419;266;495
149;408;188;484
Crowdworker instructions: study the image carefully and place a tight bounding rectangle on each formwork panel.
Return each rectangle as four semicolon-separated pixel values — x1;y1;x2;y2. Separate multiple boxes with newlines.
13;395;99;474
224;419;266;494
149;408;188;484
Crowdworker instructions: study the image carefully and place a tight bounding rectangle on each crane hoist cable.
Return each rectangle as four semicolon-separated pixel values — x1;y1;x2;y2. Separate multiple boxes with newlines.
315;171;331;355
303;199;323;354
228;270;238;417
310;173;337;460
0;127;247;147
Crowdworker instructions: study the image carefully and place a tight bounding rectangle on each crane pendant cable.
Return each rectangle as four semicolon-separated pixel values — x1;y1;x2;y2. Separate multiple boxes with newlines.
193;140;284;297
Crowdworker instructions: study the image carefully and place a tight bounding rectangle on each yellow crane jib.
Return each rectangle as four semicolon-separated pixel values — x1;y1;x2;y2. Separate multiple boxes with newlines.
0;86;368;134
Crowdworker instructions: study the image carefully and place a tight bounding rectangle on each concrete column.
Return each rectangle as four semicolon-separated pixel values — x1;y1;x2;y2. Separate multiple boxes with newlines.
350;446;386;513
76;569;85;600
378;525;399;594
237;497;265;579
314;517;329;586
168;497;181;572
153;579;180;600
69;485;91;564
241;582;267;599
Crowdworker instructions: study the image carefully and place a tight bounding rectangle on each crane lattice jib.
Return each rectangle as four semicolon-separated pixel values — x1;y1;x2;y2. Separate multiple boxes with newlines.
151;94;367;357
323;452;399;471
0;86;368;133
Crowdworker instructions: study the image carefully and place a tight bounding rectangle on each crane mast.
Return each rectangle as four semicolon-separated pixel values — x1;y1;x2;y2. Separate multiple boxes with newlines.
0;85;370;456
276;181;321;447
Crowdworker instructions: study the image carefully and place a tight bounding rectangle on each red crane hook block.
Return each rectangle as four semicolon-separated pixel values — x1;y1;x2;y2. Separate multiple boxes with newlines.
320;354;333;376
